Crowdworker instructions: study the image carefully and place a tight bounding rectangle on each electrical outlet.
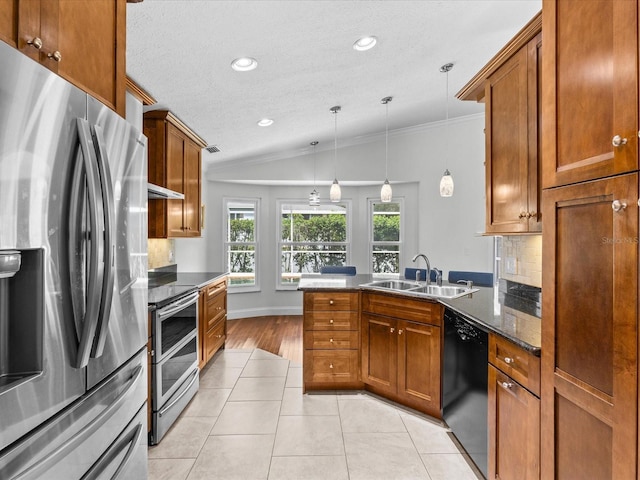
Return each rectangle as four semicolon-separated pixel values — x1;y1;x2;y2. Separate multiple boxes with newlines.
504;257;517;274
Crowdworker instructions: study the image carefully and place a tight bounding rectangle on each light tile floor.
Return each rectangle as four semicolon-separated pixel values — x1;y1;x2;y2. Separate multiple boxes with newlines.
148;349;482;480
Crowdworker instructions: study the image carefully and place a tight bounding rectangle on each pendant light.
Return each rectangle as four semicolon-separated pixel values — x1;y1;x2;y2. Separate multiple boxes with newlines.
439;63;454;197
329;106;342;202
380;96;393;203
309;141;320;206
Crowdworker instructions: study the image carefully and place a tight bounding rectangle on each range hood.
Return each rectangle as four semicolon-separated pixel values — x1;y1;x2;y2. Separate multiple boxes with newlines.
147;182;184;200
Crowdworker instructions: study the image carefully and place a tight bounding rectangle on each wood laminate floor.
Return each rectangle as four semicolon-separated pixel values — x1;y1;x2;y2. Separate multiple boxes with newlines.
225;315;303;364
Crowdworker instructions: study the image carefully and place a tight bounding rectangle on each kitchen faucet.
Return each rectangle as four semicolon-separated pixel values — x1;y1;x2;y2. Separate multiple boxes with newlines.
411;253;431;285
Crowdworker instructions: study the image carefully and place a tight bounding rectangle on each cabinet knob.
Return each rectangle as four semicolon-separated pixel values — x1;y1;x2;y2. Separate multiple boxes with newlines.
329;319;334;324
390;327;395;333
526;211;537;219
612;135;628;147
500;381;514;390
329;363;334;369
27;37;43;50
47;51;62;62
398;329;403;335
504;357;514;364
329;300;334;305
518;212;527;219
612;200;627;212
329;338;334;343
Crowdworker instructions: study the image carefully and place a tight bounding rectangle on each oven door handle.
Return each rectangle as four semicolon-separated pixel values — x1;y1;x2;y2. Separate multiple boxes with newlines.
159;368;199;417
157;291;200;320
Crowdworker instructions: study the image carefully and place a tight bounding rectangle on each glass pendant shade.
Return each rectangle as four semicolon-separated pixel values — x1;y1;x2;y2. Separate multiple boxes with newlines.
309;189;320;206
439;169;454;197
330;179;341;202
381;179;392;203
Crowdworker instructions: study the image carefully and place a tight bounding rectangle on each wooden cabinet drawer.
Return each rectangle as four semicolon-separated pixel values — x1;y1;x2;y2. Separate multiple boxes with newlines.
304;350;359;384
362;292;442;326
489;334;540;396
205;318;226;363
304;311;358;331
205;291;226;329
304;331;358;350
304;292;359;311
204;278;227;298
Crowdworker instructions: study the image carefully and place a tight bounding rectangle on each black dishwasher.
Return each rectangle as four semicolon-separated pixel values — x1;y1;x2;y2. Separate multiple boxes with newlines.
442;307;488;478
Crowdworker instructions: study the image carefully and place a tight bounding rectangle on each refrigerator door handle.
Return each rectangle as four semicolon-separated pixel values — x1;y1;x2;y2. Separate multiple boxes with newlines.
73;118;106;369
90;124;116;358
81;421;144;480
11;365;143;479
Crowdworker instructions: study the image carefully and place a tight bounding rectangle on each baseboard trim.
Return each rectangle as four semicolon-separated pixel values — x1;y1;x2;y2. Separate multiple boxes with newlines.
227;306;303;320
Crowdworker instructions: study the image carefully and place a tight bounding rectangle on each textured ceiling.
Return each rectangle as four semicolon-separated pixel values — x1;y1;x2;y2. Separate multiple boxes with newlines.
126;0;541;169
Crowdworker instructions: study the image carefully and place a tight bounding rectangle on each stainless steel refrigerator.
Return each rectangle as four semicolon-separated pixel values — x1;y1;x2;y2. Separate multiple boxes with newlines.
0;40;148;479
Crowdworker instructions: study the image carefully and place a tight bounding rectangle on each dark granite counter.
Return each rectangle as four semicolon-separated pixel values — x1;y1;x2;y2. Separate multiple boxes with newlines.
298;274;541;355
148;265;227;307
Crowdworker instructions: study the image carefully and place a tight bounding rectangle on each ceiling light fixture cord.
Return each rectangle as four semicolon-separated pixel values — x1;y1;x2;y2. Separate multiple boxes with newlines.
380;96;393;203
329;106;342;202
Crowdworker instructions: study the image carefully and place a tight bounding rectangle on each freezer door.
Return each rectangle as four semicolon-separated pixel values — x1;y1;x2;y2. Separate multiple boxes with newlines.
0;41;86;451
85;97;148;389
0;349;147;480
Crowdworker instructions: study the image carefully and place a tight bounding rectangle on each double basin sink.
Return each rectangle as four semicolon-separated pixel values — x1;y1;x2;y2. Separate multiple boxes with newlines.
360;279;478;299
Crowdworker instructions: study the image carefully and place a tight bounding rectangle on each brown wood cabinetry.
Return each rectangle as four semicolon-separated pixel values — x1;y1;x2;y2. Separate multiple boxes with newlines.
488;334;540;480
0;0;126;116
458;13;542;234
361;292;442;418
198;277;227;369
303;291;363;391
541;0;638;188
541;173;638;479
144;110;206;238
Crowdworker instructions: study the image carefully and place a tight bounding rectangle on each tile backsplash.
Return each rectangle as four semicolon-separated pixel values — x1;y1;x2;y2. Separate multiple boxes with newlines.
148;239;175;270
500;235;542;288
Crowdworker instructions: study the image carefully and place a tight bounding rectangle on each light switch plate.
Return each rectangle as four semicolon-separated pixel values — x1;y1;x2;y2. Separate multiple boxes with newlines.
504;257;517;274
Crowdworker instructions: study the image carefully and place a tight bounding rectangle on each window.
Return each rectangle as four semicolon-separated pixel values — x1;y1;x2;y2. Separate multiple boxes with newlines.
370;199;402;275
278;200;350;287
224;198;259;290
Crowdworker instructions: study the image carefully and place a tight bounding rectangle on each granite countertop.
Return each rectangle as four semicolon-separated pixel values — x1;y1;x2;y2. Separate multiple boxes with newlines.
148;268;227;307
298;274;541;355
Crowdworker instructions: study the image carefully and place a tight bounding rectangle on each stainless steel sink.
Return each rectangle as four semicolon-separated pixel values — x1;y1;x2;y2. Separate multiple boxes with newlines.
360;280;422;291
408;284;478;299
360;280;478;299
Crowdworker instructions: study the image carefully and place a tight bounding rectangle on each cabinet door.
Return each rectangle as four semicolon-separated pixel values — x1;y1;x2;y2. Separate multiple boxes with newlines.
541;173;638;479
183;140;201;236
166;124;186;237
0;0;19;49
485;46;530;233
361;314;396;395
53;0;126;115
397;320;440;416
488;365;540;480
542;0;638;187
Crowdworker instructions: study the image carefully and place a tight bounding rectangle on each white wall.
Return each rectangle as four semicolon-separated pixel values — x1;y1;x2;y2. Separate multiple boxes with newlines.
175;113;492;318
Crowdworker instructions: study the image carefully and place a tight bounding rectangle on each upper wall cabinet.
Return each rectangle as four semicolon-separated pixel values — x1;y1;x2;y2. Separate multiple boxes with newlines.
541;0;638;187
145;110;207;239
457;13;542;234
0;0;126;116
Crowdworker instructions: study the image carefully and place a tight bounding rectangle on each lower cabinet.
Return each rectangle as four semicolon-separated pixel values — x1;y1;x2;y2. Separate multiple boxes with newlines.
198;277;227;369
303;291;363;391
488;334;540;480
361;292;442;418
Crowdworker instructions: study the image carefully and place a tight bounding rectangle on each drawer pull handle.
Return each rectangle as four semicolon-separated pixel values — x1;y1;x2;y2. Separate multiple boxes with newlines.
398;329;403;335
500;381;514;390
329;363;334;369
503;357;514;364
390;327;395;333
330;338;334;343
329;319;334;324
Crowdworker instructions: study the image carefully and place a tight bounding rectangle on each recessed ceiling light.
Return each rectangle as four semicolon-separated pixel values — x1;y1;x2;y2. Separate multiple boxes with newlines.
353;36;377;51
257;118;273;127
231;57;258;71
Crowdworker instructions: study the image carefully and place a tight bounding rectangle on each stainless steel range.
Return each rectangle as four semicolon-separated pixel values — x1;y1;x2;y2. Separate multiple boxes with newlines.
148;285;200;445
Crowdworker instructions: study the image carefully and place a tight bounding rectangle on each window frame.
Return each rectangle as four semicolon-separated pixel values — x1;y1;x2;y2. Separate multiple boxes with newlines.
276;198;352;290
223;197;260;293
368;197;403;277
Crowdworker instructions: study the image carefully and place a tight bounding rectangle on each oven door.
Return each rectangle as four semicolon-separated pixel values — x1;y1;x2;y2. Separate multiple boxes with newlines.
153;332;198;410
152;291;199;360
